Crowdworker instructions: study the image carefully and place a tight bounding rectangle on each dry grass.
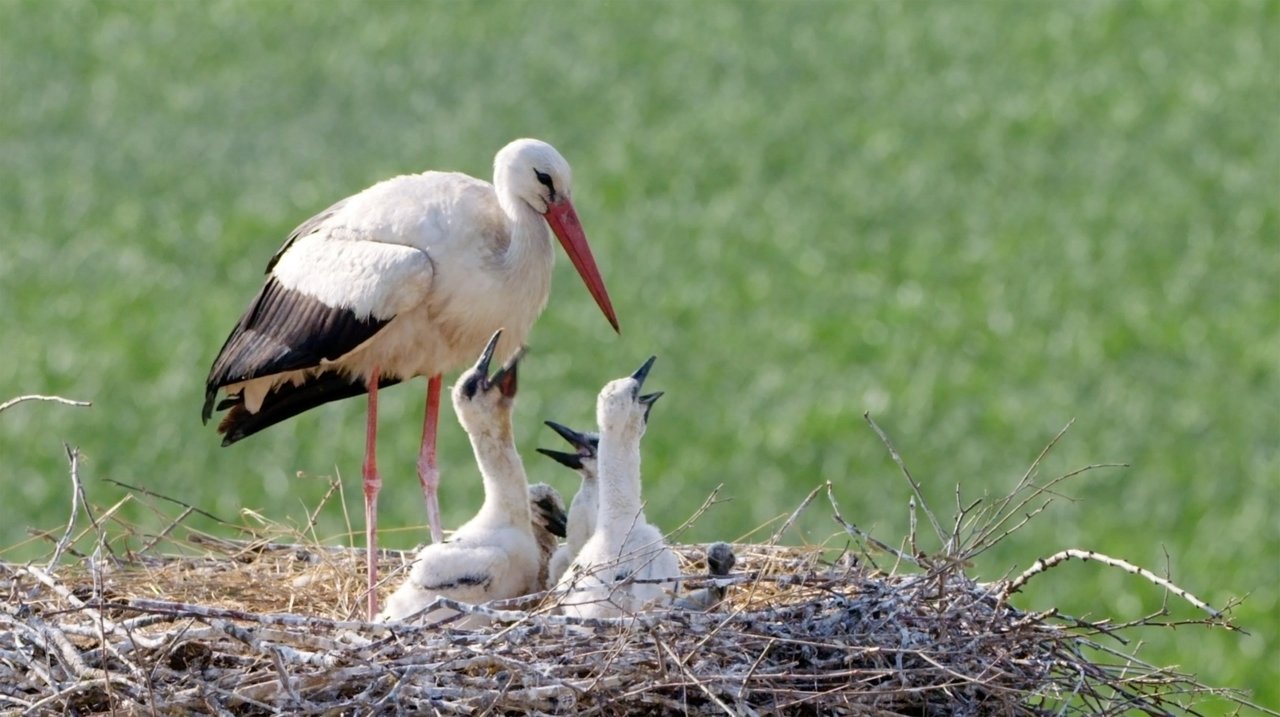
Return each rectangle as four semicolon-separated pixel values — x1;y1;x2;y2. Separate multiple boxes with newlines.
0;417;1267;716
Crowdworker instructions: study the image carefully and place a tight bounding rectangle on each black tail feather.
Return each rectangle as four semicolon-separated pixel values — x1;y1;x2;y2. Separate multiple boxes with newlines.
216;373;403;446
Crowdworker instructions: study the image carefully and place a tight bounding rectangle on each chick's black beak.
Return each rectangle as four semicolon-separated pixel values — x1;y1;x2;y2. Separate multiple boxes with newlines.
638;391;663;422
537;447;584;471
474;329;503;378
631;355;657;390
544;420;597;456
534;494;568;538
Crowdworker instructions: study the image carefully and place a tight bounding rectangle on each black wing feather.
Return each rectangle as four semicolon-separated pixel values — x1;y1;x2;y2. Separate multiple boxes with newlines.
202;276;390;422
216;372;403;445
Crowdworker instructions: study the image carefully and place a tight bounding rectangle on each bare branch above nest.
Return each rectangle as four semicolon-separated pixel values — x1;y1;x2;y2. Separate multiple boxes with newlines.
0;394;91;414
1001;548;1225;620
864;412;947;548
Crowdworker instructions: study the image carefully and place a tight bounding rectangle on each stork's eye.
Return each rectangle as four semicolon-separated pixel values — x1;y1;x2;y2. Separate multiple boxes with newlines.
533;169;556;200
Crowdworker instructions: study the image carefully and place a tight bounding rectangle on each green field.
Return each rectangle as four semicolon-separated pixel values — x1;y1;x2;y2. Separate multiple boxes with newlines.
2;0;1276;710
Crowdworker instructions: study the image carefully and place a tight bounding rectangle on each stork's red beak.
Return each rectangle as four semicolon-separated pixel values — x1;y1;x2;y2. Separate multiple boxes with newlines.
544;198;620;333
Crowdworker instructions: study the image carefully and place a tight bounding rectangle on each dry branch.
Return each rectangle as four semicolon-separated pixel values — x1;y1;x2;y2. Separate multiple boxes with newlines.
0;395;91;414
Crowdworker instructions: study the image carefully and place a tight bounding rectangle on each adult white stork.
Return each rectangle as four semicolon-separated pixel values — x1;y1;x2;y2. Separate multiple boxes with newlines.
536;421;599;587
554;357;682;618
378;331;541;626
202;139;618;619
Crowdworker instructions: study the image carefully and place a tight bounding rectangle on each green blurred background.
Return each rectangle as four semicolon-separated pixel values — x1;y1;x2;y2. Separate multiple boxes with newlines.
2;0;1275;710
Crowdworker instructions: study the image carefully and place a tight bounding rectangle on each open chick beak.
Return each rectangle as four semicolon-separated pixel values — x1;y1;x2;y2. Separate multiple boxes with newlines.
537;447;583;471
490;347;524;399
538;420;596;470
474;329;503;378
638;392;663;422
545;420;597;456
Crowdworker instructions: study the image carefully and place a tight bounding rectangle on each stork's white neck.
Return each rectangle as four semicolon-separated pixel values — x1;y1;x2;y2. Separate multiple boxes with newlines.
487;189;555;315
566;469;599;552
465;413;534;529
595;430;645;548
507;200;555;259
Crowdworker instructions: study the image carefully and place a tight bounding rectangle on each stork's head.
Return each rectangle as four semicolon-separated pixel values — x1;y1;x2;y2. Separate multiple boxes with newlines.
494;138;620;333
705;542;737;578
537;421;600;479
596;356;662;440
495;138;574;215
528;482;568;540
453;330;522;434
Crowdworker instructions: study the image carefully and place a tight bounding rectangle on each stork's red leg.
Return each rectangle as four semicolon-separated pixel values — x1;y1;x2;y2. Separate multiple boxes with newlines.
363;367;382;621
417;373;444;544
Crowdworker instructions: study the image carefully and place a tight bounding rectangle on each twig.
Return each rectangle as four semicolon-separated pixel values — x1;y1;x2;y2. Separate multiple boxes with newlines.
907;495;918;557
47;445;88;569
0;394;91;413
102;478;232;526
303;475;344;544
667;484;727;540
864;413;946;547
1002;549;1223;619
963;423;1126;560
767;482;825;546
654;635;735;716
826;483;919;568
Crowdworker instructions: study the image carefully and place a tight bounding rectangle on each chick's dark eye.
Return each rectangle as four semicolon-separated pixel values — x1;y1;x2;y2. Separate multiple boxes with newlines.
533;169;556;200
460;374;484;399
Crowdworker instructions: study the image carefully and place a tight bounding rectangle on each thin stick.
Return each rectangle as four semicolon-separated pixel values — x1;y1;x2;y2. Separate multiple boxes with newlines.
138;506;195;554
864;413;946;546
102;478;232;526
907;496;918;557
303;475;344;545
655;634;736;716
1003;549;1223;618
47;446;87;569
667;484;727;540
827;483;919;568
0;394;91;413
962;460;1126;563
767;482;826;546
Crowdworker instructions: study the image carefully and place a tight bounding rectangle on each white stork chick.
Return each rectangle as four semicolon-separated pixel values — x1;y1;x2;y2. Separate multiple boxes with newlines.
536;421;599;587
378;331;540;627
202;139;619;619
527;483;568;593
554;357;681;618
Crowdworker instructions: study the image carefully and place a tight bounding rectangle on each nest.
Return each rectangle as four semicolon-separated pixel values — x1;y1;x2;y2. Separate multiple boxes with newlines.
0;420;1257;716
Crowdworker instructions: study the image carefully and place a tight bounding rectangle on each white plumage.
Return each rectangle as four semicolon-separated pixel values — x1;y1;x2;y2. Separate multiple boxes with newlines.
252;171;556;390
379;332;541;627
554;358;681;618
